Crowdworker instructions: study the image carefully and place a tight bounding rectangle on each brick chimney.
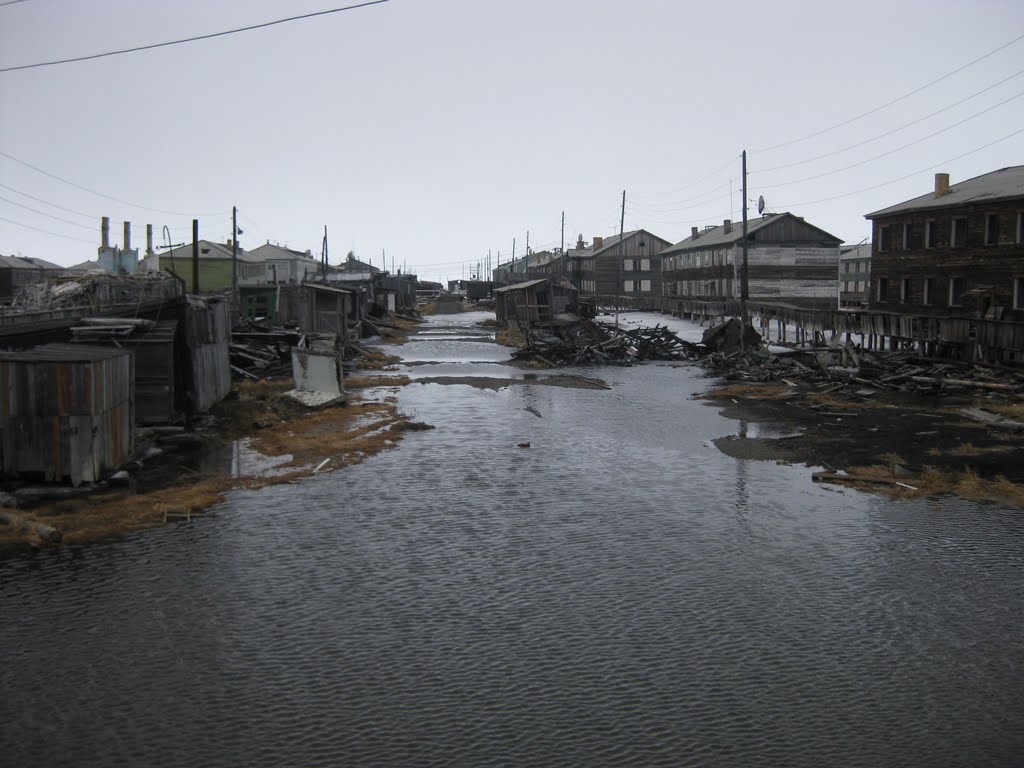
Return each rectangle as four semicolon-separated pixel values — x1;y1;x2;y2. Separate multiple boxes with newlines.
691;226;699;239
123;221;131;251
723;219;732;234
934;172;950;197
101;216;110;248
593;236;604;249
576;235;584;249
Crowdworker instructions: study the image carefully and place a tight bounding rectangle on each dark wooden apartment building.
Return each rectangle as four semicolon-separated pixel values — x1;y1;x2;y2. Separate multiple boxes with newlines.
660;212;842;308
570;229;672;300
865;167;1024;320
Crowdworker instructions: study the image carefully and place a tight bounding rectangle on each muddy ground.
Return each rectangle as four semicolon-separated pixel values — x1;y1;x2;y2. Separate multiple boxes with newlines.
703;379;1024;506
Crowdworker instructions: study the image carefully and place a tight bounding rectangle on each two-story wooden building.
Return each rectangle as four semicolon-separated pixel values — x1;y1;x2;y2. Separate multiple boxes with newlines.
660;213;842;308
569;229;672;301
865;167;1024;320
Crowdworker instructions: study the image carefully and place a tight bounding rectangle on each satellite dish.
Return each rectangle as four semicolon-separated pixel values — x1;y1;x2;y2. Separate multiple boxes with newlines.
757;195;766;215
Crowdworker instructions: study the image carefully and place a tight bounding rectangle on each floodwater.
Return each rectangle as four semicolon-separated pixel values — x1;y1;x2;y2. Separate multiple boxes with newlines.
2;310;1023;767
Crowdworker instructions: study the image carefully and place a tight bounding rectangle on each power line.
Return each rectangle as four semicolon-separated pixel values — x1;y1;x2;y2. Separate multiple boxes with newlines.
0;194;96;229
0;0;393;73
0;0;32;7
755;67;1024;174
757;89;1024;190
775;126;1024;209
755;31;1024;153
0;150;223;216
0;182;98;218
0;214;96;243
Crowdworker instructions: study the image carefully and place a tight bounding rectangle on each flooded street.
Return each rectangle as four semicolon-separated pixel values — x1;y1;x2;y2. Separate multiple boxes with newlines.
3;310;1023;767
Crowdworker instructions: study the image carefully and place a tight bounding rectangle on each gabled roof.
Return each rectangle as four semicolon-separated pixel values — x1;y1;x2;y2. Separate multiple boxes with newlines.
161;240;262;262
249;243;316;262
0;254;64;270
337;255;380;273
572;229;672;259
866;166;1024;218
494;278;549;293
660;212;840;255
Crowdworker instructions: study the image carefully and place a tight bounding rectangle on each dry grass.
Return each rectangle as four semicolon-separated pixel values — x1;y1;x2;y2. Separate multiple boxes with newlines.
356;348;402;370
495;326;526;349
928;442;1018;457
2;349;426;547
702;384;789;400
986;402;1024;420
834;463;1024;508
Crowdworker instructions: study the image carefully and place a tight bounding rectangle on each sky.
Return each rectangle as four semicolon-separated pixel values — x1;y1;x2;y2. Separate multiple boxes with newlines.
1;0;1023;284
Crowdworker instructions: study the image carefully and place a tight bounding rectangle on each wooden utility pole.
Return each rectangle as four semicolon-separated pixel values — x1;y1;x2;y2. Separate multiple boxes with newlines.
231;207;238;309
560;210;565;276
321;226;329;277
191;219;199;293
525;229;530;270
512;237;516;265
741;150;749;333
615;189;625;328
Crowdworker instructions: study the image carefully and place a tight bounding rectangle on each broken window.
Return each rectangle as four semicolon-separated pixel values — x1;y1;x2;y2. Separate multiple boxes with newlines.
877;277;888;302
925;220;936;248
985;213;999;245
949;277;965;306
901;277;911;303
878;225;891;251
903;223;912;250
923;277;934;306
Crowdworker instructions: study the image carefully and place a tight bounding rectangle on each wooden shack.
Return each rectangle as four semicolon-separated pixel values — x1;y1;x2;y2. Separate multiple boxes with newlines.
0;344;134;485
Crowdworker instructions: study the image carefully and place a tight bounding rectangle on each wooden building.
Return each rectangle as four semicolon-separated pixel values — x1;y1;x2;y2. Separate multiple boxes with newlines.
865;167;1024;321
569;230;673;301
661;213;841;308
839;242;872;309
0;344;134;485
0;255;64;302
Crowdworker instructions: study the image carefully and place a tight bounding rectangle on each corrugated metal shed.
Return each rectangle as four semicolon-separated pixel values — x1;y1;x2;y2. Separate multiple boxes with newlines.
185;296;232;413
0;344;134;485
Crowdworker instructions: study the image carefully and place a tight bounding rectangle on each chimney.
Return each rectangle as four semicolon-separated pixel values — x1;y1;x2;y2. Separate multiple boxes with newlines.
576;235;584;248
593;236;604;249
723;219;732;234
146;224;153;256
123;221;131;251
691;226;699;239
101;216;110;248
934;172;950;197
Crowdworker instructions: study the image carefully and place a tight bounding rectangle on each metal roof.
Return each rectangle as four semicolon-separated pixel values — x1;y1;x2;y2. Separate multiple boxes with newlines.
494;278;549;293
0;343;132;363
161;240;263;262
660;212;841;255
0;255;64;270
866;166;1024;218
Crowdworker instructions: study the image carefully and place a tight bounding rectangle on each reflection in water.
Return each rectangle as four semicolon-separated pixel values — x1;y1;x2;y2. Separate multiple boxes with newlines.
2;311;1023;768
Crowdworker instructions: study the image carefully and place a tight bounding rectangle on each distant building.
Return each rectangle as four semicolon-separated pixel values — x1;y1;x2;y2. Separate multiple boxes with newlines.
839;242;871;309
660;213;842;308
248;243;324;283
0;254;64;301
569;230;673;299
97;218;139;275
865;167;1024;319
151;239;264;292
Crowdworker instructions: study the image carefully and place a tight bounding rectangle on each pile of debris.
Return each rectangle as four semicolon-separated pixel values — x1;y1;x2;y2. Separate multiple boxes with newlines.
702;343;1024;398
512;318;705;366
230;319;304;380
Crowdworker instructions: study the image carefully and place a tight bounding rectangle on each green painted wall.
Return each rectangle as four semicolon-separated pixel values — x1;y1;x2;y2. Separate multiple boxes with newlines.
160;257;236;292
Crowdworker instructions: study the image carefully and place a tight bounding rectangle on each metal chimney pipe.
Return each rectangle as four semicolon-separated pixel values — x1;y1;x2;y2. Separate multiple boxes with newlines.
123;221;131;251
101;217;110;248
146;224;153;256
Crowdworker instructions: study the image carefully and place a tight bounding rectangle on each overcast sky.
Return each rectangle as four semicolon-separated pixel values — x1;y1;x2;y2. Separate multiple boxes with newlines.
2;0;1023;282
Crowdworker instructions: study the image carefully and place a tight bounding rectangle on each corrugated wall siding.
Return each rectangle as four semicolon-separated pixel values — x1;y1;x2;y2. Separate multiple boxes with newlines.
185;296;232;413
0;345;134;485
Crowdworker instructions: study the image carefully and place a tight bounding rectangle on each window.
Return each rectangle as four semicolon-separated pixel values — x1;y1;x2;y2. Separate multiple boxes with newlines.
900;277;911;303
1015;277;1024;310
877;277;888;302
985;213;999;245
878;225;891;251
1017;212;1023;244
949;277;964;306
923;277;934;306
844;262;850;273
902;222;912;250
925;220;936;248
640;279;651;292
951;217;967;248
640;258;650;271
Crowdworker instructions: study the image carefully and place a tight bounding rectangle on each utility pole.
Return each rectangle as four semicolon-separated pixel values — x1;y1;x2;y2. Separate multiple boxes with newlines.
321;225;329;278
525;229;529;270
231;207;238;312
741;150;749;334
512;237;516;266
615;189;625;328
560;210;565;276
192;218;199;293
